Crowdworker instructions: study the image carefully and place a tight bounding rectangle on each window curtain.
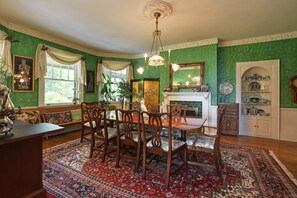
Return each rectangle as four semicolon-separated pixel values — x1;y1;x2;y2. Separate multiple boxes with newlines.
0;30;12;77
96;60;133;84
35;43;86;85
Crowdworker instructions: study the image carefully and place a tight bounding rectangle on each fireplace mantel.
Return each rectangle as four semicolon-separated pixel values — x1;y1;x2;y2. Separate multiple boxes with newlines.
162;92;211;125
163;92;210;99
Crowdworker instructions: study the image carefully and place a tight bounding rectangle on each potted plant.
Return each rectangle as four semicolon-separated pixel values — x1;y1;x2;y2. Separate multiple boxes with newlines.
99;73;116;109
116;79;132;109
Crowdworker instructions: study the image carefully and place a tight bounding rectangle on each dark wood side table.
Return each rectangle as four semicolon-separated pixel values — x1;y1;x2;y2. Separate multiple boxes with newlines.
218;103;239;136
0;122;63;198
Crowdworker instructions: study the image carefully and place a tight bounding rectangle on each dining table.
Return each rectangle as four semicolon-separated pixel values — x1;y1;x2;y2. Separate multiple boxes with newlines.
106;110;207;141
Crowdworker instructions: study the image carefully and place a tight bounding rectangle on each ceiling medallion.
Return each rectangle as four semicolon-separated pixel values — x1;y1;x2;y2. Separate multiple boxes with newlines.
143;0;173;20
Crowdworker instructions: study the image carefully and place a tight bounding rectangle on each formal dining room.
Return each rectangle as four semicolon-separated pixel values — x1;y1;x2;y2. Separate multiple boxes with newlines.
0;0;297;197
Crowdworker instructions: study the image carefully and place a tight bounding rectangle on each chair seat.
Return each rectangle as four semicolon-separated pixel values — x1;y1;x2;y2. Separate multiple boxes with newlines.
96;127;117;139
147;137;185;152
186;134;215;150
120;131;151;142
84;120;111;128
160;128;182;138
84;121;96;128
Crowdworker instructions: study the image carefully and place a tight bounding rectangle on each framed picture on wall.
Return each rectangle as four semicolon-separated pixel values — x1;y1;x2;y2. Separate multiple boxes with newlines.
12;55;34;92
86;70;95;93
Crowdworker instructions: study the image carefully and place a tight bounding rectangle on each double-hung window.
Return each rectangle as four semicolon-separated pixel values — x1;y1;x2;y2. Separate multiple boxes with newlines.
101;66;128;101
42;53;82;105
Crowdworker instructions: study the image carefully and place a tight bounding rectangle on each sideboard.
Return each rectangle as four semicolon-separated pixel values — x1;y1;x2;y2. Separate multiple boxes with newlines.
0;122;63;198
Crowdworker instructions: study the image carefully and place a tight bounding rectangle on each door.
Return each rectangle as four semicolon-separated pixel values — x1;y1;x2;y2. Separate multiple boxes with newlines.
241;117;257;136
257;117;272;138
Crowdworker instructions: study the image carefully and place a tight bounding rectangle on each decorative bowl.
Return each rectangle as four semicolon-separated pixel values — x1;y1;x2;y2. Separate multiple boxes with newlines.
250;97;260;103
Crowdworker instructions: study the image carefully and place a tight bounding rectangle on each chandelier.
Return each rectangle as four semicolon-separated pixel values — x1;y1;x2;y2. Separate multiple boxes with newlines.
138;0;179;74
144;12;170;67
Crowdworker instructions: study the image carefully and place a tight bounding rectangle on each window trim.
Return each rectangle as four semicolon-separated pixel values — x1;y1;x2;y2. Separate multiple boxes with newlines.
38;56;84;107
99;66;129;102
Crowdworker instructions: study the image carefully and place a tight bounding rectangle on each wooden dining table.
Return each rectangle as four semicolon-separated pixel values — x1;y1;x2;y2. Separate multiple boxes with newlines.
106;110;207;141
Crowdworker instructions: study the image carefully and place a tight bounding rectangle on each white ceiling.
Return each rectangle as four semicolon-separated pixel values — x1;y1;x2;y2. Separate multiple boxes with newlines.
0;0;297;57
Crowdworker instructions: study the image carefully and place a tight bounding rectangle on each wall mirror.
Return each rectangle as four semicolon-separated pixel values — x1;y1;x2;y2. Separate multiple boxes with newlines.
169;62;204;89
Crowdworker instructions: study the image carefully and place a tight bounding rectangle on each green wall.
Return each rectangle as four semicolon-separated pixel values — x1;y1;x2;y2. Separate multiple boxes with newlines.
0;26;131;107
218;38;297;108
133;44;218;105
2;24;297;108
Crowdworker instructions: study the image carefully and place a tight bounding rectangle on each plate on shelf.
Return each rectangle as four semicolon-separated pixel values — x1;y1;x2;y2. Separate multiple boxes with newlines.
248;81;261;91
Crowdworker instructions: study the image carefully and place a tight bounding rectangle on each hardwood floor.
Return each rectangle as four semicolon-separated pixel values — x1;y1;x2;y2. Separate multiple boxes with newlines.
43;130;297;179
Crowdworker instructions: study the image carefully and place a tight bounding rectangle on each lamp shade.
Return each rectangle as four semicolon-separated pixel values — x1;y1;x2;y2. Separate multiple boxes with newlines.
171;64;180;71
148;54;165;66
137;67;144;74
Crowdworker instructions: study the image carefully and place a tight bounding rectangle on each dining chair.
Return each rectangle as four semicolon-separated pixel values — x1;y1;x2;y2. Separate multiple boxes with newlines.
141;111;187;188
80;101;100;142
162;104;188;140
130;102;141;111
166;104;187;123
186;108;226;177
147;104;161;113
85;104;118;162
115;109;150;172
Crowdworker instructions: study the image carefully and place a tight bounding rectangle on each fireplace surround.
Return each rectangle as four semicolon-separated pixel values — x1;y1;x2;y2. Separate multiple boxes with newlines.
163;92;211;125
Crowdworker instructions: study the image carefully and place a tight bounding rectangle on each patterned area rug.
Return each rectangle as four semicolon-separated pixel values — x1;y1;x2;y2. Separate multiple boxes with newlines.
43;139;297;197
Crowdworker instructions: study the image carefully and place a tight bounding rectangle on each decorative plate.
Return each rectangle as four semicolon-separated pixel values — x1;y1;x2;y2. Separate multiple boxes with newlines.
248;81;261;91
219;82;234;95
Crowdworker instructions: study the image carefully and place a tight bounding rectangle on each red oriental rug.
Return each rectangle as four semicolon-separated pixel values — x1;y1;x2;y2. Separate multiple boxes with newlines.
43;139;297;197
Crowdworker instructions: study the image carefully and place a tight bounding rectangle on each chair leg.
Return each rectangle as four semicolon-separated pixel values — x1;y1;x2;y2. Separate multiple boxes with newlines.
135;142;141;173
101;140;108;163
89;133;95;158
142;148;147;180
183;148;187;170
116;140;121;168
80;127;85;143
218;149;224;168
214;152;222;177
165;155;172;188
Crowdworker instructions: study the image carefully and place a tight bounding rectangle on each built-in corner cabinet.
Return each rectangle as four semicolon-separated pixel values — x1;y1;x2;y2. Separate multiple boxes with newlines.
236;60;280;139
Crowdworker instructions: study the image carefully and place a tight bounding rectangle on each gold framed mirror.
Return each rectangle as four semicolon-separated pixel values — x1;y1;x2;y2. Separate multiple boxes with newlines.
169;62;204;90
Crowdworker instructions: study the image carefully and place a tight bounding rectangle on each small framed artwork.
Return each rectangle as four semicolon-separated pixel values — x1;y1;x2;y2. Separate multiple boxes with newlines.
86;70;95;93
12;55;34;92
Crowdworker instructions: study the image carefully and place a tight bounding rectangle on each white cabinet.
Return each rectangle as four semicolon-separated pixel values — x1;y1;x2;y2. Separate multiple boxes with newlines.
236;60;279;139
241;116;272;137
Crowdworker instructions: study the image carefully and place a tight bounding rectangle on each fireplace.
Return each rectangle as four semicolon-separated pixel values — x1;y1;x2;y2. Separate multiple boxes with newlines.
163;92;211;125
170;100;202;118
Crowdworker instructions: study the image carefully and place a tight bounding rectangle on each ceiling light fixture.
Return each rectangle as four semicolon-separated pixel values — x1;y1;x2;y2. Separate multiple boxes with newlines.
144;11;170;67
137;0;180;74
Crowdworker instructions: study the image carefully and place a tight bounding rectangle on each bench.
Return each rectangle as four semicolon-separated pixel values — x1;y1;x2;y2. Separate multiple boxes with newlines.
15;105;82;137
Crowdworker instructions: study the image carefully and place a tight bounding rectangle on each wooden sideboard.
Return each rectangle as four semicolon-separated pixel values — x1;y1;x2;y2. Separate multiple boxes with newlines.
0;122;63;198
218;103;239;136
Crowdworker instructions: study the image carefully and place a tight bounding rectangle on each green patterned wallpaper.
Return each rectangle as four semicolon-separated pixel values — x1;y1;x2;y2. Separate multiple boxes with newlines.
2;24;297;108
0;26;131;107
218;38;297;108
133;44;218;105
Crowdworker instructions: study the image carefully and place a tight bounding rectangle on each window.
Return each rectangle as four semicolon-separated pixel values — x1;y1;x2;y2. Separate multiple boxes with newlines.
101;66;128;101
42;53;82;105
0;42;3;58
